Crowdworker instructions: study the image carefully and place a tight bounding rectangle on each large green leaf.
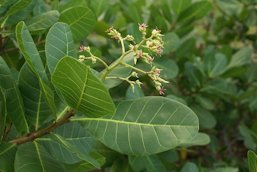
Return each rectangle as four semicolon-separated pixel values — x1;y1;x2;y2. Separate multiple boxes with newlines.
0;88;6;140
163;32;181;54
191;106;216;129
52;56;115;117
16;21;56;113
59;6;96;42
154;58;179;80
180;133;210;147
45;22;75;74
27;10;60;32
73;96;199;155
177;1;212;24
208;53;228;77
0;58;29;133
248;150;257;172
19;64;52;130
15;142;67;172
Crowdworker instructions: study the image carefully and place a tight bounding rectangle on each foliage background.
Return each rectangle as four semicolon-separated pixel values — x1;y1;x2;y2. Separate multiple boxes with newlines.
0;0;257;172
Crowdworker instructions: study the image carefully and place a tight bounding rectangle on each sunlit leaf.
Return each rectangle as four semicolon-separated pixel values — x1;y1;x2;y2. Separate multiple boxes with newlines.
52;56;115;117
73;96;199;155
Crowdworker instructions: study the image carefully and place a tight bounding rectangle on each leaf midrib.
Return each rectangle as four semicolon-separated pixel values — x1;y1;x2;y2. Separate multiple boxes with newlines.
72;117;197;127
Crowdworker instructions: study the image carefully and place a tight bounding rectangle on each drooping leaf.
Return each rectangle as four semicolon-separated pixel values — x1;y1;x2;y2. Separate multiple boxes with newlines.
15;142;67;172
39;123;105;170
45;22;75;74
52;56;115;117
248;150;257;172
0;57;29;133
27;10;60;32
73;96;199;155
16;21;56;113
50;133;104;168
59;6;96;42
177;1;212;24
19;63;52;130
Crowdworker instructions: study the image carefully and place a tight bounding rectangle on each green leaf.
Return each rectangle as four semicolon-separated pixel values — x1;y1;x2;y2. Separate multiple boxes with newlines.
1;0;32;27
171;0;192;15
126;85;144;100
226;47;252;70
27;10;60;32
163;32;181;54
45;22;75;74
177;1;212;24
103;53;135;89
191;106;216;129
208;53;228;77
52;56;115;117
16;21;56;113
248;150;257;172
0;88;6;140
59;6;96;42
19;64;52;130
184;62;204;88
154;58;179;79
0;143;17;172
74;96;199;155
129;155;166;172
39;123;105;170
216;0;243;16
89;0;109;17
180;133;210;147
15;142;67;172
180;162;198;172
239;125;257;150
0;58;29;133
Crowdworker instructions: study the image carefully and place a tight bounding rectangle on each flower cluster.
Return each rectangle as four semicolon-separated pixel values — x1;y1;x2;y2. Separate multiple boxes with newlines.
80;23;168;95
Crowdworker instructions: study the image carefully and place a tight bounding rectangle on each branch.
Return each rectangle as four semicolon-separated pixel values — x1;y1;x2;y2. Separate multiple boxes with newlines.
10;109;75;145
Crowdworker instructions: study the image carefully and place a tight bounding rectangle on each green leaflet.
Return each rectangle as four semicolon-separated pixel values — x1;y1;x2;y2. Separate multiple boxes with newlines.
59;6;96;42
27;10;60;32
248;150;257;172
15;142;67;172
16;21;56;113
45;22;75;74
0;58;29;133
171;0;192;15
19;63;52;130
73;96;199;155
52;56;115;117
